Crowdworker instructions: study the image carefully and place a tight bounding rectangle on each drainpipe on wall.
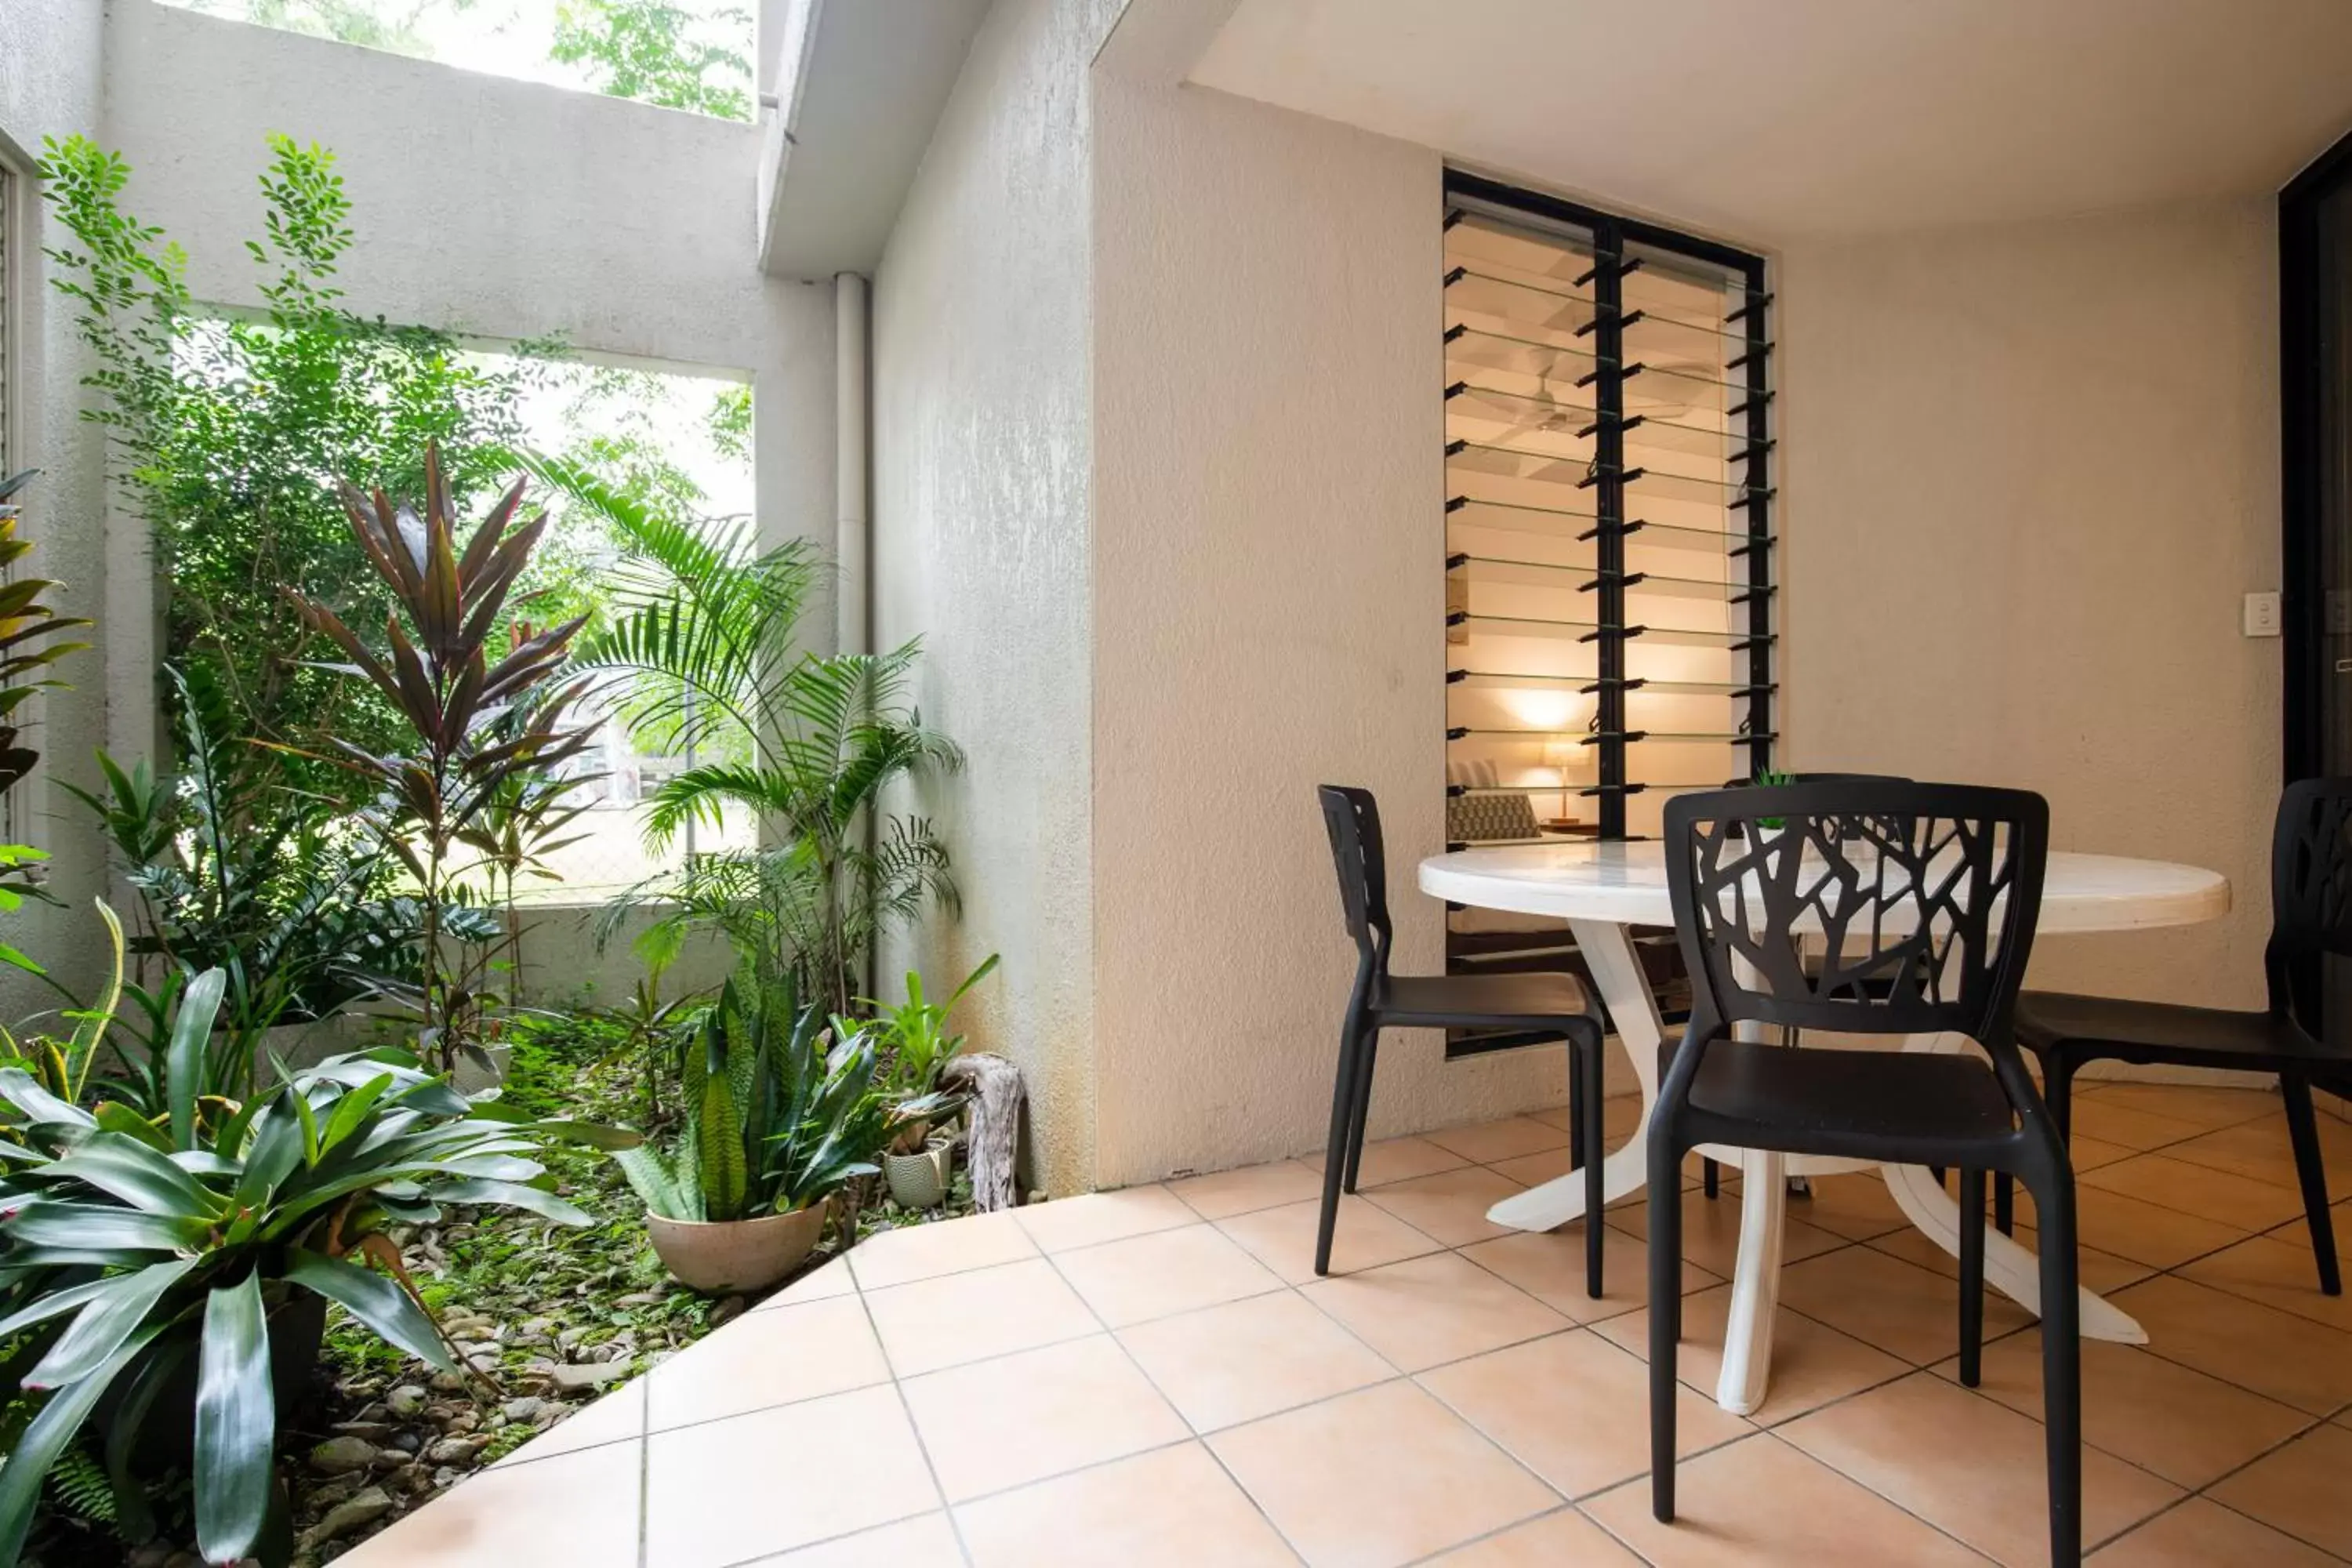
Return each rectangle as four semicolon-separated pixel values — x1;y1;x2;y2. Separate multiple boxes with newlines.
836;271;874;1000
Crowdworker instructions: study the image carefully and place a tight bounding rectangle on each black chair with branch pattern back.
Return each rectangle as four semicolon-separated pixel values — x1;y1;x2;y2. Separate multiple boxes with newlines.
1995;778;2352;1294
1316;786;1609;1291
1650;782;2082;1565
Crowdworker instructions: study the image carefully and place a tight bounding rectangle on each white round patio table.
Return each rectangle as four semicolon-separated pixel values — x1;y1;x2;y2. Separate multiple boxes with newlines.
1419;839;2230;1417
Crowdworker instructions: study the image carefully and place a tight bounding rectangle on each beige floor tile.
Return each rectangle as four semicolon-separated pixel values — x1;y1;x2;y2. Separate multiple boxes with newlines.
1776;1243;2030;1365
1118;1287;1391;1431
1301;1132;1471;1188
2162;1120;2316;1190
1051;1221;1283;1327
1302;1250;1569;1372
1012;1185;1198;1253
754;1513;964;1566
1602;1188;1848;1279
899;1333;1188;1502
336;1434;641;1568
644;1386;937;1566
1864;1222;2157;1298
2067;1097;2211;1153
1424;1508;1643;1566
1170;1158;1325;1220
1929;1332;2311;1489
1485;1145;1584;1189
1418;1329;1751;1497
2066;1134;2140;1173
846;1209;1038;1290
1581;1432;1990;1568
2178;1231;2352;1332
494;1377;644;1465
2066;1185;2252;1270
1361;1165;1529;1247
2083;1082;2277;1131
644;1294;891;1431
1215;1193;1443;1284
2271;1196;2350;1261
1788;1172;1915;1240
1591;1283;1911;1425
1209;1380;1558;1568
1425;1116;1573;1165
863;1257;1100;1377
2079;1152;2310;1231
756;1252;856;1309
1530;1097;1637;1137
2085;1497;2342;1567
2109;1274;2352;1414
1780;1374;2182;1566
955;1440;1297;1567
1459;1225;1716;1324
2205;1419;2352;1559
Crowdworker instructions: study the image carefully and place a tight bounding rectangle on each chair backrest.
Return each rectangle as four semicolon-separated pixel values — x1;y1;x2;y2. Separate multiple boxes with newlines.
1664;781;2048;1053
1319;785;1393;970
1719;771;1913;789
2267;778;2352;1020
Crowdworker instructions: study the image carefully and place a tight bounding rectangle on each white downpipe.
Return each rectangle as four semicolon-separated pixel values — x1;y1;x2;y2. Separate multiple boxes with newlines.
836;271;870;656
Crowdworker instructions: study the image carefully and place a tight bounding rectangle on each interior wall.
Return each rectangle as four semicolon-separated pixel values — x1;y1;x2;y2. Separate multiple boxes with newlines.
1087;71;1584;1188
0;0;114;1004
1777;196;2281;1009
872;0;1127;1198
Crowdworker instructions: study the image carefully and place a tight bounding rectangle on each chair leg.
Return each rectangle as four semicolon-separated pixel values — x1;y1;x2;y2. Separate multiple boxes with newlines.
2281;1073;2343;1297
2045;1059;2076;1145
1342;1030;1378;1193
1314;1018;1367;1276
1958;1168;1985;1387
1568;1052;1587;1174
1994;1171;2014;1236
1702;1156;1719;1199
2030;1160;2082;1568
1648;1127;1684;1524
1582;1037;1606;1299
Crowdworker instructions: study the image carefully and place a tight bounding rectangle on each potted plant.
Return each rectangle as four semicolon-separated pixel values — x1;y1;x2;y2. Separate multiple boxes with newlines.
615;973;891;1294
0;935;629;1568
855;956;996;1209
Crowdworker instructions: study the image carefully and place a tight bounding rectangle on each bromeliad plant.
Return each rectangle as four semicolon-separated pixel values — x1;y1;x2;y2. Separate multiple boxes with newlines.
0;470;94;917
285;444;595;1070
844;955;996;1153
0;971;631;1567
614;973;891;1224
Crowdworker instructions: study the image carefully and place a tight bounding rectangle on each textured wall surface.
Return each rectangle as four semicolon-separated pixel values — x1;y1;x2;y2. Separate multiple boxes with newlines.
1777;198;2281;1007
872;0;1126;1197
1087;75;1577;1187
0;0;113;1002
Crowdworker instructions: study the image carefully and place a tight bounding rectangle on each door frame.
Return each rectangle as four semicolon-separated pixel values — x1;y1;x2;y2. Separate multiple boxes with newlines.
2280;126;2352;782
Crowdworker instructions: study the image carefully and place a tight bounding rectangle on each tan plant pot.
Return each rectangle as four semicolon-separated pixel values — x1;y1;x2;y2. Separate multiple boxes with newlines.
884;1138;954;1210
643;1203;827;1295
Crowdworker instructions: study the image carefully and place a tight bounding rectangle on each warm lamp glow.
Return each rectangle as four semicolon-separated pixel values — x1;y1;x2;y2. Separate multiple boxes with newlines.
1504;688;1581;731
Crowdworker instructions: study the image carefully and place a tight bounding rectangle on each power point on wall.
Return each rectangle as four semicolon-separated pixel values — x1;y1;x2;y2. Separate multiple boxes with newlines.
2245;590;2282;637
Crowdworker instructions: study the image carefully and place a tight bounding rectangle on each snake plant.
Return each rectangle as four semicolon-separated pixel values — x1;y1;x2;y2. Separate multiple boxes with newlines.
0;973;633;1566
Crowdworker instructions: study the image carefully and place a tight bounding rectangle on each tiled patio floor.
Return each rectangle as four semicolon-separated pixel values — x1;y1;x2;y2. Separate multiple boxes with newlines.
342;1082;2352;1567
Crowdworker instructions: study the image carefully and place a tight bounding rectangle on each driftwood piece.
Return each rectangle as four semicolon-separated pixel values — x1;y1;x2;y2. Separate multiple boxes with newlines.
941;1051;1022;1212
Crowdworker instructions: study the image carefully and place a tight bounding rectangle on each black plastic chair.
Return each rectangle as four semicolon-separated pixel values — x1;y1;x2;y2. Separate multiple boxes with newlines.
1998;779;2351;1295
1316;785;1608;1290
1699;771;1914;1202
1650;782;2081;1566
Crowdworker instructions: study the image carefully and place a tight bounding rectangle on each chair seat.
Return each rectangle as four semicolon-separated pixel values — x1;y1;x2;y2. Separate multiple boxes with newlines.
2017;990;2343;1070
1687;1040;2016;1156
1373;970;1596;1029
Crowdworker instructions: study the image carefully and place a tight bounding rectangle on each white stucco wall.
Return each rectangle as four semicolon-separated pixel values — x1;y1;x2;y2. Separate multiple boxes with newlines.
872;0;1125;1199
105;0;836;669
1777;198;2281;1010
0;0;114;1000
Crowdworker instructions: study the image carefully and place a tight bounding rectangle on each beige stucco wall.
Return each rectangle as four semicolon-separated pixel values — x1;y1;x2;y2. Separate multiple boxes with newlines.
872;0;1127;1198
1087;73;1585;1188
1777;198;2281;1011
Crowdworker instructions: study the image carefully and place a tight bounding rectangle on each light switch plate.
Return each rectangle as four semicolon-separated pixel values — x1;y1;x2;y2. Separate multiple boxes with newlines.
2245;590;2282;637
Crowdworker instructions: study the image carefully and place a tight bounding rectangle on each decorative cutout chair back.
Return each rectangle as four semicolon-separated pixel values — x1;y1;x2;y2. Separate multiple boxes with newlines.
2265;777;2352;1023
1664;782;2049;1049
1319;785;1394;976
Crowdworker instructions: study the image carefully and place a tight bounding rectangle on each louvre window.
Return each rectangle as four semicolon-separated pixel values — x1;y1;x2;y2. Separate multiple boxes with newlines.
1441;172;1774;1051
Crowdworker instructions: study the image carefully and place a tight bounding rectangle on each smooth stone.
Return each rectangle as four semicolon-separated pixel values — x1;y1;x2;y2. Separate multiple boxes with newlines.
299;1485;393;1550
307;1436;377;1475
548;1361;630;1392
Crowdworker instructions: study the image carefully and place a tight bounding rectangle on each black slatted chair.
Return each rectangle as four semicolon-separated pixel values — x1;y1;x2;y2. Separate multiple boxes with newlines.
1698;771;1915;1202
1650;782;2080;1566
1996;779;2351;1294
1316;786;1608;1290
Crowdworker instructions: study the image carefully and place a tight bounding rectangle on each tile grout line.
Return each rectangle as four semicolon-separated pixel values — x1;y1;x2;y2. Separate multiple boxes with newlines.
842;1247;994;1568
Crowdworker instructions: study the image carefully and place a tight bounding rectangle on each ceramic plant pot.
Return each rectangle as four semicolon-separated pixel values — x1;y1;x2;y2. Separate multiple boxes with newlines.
883;1137;954;1210
644;1203;827;1294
